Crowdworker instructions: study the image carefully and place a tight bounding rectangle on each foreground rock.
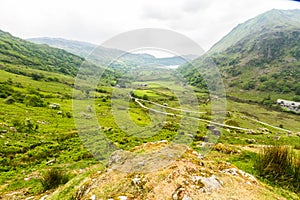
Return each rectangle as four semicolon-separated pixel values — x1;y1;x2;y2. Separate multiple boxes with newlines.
56;142;287;200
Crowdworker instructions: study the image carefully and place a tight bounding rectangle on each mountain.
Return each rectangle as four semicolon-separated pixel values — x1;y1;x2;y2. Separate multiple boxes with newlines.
209;9;300;53
28;37;191;69
179;9;300;101
0;30;84;76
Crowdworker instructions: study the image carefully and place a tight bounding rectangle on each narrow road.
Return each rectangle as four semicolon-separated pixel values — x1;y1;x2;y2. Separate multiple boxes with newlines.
243;116;291;133
131;95;294;133
132;96;250;131
138;98;207;114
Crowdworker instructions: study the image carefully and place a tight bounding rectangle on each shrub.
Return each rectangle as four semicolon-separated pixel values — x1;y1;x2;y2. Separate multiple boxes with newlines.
259;76;268;82
65;111;72;118
255;145;300;193
24;94;45;107
40;168;69;191
143;94;149;100
292;95;300;102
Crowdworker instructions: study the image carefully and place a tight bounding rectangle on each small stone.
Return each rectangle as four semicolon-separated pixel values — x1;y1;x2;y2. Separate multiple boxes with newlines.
90;194;96;200
40;195;48;200
182;194;193;200
273;136;280;140
198;175;223;192
9;127;17;132
197;153;204;160
246;139;256;144
132;177;141;186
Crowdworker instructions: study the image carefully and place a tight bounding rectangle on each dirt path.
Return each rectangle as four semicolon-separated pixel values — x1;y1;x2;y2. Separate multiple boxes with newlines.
138;98;207;114
132;95;293;133
133;96;249;131
244;116;291;133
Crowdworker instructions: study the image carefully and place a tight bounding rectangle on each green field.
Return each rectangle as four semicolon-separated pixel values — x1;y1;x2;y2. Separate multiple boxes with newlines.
0;66;299;198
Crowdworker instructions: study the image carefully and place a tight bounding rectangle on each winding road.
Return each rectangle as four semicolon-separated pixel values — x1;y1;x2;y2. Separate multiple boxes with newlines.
132;96;249;131
131;95;292;133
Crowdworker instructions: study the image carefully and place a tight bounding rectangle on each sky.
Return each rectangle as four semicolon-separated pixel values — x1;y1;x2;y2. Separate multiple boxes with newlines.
1;0;300;53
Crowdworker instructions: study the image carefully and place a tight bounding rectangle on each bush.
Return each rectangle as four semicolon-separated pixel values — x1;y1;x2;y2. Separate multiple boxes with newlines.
143;94;149;100
292;95;300;102
40;168;69;191
24;94;45;107
255;145;300;193
259;76;267;82
12;118;38;132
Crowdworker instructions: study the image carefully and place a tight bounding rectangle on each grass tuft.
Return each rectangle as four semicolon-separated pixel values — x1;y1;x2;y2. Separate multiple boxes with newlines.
40;167;69;191
255;145;300;193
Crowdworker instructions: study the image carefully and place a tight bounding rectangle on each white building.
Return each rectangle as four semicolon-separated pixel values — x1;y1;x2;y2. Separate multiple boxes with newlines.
277;99;300;113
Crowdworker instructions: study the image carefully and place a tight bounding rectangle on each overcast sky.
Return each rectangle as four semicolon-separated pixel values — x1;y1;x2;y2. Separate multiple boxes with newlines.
1;0;300;52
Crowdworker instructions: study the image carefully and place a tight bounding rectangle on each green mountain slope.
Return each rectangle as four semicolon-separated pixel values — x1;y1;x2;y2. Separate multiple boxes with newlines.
0;30;84;76
179;9;300;102
209;9;300;53
28;37;190;68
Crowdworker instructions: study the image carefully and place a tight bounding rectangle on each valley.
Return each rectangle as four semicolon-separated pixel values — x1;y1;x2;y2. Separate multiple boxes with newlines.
0;8;299;200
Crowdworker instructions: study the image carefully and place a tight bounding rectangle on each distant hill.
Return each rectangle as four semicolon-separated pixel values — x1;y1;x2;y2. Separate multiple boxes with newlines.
179;9;300;101
0;30;84;76
28;37;192;69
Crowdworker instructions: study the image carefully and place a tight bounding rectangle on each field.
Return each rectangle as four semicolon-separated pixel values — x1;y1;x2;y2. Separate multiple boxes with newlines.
0;66;299;198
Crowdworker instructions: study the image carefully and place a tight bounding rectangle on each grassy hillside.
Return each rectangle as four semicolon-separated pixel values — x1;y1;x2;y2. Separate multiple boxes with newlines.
1;64;299;199
179;9;300;104
0;30;84;76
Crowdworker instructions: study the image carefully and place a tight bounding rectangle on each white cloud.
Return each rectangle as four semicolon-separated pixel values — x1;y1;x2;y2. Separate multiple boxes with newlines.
0;0;299;51
182;0;211;13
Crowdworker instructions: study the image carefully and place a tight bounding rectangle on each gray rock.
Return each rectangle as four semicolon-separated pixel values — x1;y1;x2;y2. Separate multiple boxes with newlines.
40;195;48;200
90;194;96;200
191;175;223;193
182;194;193;200
132;177;141;186
273;136;281;140
57;111;63;115
46;158;56;165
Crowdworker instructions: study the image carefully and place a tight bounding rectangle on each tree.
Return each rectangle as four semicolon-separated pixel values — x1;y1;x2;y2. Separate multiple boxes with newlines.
143;94;149;100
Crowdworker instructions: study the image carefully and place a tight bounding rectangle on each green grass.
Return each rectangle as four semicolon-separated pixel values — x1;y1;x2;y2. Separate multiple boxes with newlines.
0;65;300;198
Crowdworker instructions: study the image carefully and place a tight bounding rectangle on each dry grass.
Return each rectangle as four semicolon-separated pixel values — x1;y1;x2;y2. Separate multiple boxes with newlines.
255;145;300;193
